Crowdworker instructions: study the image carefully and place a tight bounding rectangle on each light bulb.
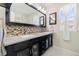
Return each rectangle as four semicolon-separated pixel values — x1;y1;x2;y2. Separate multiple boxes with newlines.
44;10;46;13
38;6;42;10
28;3;34;5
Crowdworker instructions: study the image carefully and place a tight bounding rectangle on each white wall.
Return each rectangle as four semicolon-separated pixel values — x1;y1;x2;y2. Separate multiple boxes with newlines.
0;6;6;33
46;3;79;53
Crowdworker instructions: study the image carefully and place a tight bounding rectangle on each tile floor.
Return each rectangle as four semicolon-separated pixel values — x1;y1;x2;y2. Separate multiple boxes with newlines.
42;45;79;56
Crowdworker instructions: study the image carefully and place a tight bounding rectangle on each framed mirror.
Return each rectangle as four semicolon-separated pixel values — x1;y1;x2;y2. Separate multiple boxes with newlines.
5;3;46;27
49;12;57;25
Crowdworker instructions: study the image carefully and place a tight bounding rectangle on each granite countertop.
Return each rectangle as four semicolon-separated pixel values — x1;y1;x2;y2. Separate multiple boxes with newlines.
4;32;53;46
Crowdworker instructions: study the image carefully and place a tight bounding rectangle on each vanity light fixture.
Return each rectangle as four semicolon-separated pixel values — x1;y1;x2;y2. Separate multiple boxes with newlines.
38;6;42;10
28;3;34;5
41;8;45;12
43;10;46;13
28;3;46;14
40;7;46;13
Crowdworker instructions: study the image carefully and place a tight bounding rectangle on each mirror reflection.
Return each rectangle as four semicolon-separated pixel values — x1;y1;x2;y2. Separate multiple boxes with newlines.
10;3;45;26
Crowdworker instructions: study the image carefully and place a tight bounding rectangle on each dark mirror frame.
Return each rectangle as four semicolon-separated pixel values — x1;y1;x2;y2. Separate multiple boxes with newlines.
39;16;44;27
0;3;46;27
49;12;57;25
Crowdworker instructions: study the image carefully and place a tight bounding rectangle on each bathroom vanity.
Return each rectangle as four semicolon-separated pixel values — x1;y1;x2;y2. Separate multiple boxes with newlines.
4;32;53;56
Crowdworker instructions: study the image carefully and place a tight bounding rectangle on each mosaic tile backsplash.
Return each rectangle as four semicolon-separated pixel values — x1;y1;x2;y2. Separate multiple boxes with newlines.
6;25;47;37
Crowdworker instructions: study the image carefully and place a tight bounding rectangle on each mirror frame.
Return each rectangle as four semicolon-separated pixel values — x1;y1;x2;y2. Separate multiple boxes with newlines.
3;3;46;27
49;12;57;25
39;16;45;27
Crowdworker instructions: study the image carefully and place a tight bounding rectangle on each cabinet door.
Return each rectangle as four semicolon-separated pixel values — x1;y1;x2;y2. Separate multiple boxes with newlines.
5;46;17;56
17;47;31;56
46;38;49;49
39;39;46;55
31;43;39;56
49;34;53;46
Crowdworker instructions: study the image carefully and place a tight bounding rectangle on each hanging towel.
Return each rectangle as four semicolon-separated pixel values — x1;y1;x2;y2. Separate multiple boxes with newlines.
0;28;6;56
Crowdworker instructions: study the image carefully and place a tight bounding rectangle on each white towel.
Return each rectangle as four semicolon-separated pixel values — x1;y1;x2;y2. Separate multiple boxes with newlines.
0;28;6;56
0;44;6;56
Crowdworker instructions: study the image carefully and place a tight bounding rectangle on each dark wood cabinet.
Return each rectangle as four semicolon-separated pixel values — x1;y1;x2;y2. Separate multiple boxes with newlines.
5;33;53;56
